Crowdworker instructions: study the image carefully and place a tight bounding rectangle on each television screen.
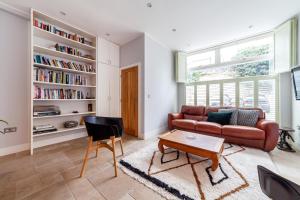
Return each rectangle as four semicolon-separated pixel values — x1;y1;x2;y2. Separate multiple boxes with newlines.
292;66;300;100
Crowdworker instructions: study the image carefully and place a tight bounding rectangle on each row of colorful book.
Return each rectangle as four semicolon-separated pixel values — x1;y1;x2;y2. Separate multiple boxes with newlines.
33;68;88;85
34;54;96;73
34;86;86;99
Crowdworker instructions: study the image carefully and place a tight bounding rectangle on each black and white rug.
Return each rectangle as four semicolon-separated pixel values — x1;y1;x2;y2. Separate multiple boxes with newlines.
119;143;276;200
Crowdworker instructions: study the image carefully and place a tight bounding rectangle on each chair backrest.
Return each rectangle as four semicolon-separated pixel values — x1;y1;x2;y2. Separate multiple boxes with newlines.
84;116;124;141
257;165;300;200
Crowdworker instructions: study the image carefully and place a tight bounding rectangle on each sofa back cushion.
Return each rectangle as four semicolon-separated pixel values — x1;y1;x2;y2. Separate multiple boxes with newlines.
181;105;205;116
237;110;260;127
183;114;206;121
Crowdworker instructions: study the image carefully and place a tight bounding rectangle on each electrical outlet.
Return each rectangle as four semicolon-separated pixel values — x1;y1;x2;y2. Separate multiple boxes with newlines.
4;127;17;133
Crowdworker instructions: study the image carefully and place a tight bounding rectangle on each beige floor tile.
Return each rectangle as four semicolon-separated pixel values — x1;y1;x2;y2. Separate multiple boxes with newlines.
15;174;44;200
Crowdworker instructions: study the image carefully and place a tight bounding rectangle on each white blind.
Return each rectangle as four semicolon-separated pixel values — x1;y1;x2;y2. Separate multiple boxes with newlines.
239;81;254;108
197;85;206;106
223;82;236;106
258;79;276;121
186;85;195;105
209;84;220;106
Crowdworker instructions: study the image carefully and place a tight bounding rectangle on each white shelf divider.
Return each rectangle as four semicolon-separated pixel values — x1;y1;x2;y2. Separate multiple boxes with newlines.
33;63;96;75
33;81;96;88
33;112;96;119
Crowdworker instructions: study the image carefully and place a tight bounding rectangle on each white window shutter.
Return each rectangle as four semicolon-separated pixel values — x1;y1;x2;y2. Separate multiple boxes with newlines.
175;51;187;83
274;18;298;73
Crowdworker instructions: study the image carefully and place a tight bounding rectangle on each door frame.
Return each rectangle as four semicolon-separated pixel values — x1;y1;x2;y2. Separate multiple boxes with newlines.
120;63;142;139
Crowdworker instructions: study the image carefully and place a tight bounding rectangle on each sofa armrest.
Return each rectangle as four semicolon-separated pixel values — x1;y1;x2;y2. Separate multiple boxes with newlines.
256;119;279;152
168;113;183;130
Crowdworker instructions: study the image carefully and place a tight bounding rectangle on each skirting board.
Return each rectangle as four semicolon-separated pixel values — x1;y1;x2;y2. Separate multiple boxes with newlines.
143;126;168;140
0;143;30;156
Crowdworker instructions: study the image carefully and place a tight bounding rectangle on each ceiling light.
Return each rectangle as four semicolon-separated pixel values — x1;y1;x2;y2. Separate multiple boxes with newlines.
172;28;177;32
146;2;152;8
105;33;111;37
59;11;66;16
248;25;253;29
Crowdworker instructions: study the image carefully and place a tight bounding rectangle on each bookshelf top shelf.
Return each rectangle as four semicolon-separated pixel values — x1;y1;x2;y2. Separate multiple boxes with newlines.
34;27;96;51
32;10;96;40
33;111;96;119
34;45;96;64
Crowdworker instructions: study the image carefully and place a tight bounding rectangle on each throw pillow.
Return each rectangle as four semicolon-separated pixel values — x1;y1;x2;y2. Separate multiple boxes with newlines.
207;112;232;125
218;108;238;125
237;110;260;127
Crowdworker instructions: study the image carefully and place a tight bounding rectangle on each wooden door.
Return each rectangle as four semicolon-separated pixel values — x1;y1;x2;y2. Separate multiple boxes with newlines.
121;66;138;136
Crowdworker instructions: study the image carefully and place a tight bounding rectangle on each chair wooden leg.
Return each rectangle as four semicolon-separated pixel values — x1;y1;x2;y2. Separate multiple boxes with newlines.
119;138;124;156
96;141;99;158
80;137;92;178
111;136;118;177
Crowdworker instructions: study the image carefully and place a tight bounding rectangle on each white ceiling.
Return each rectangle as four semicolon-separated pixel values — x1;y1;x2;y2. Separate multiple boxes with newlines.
1;0;300;51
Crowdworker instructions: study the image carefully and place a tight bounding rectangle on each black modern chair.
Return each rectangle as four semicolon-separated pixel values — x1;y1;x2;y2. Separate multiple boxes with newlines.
80;116;124;178
257;165;300;200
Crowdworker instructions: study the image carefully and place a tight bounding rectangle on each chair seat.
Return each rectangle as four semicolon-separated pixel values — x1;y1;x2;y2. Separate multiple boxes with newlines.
195;121;222;134
222;125;265;140
172;119;196;130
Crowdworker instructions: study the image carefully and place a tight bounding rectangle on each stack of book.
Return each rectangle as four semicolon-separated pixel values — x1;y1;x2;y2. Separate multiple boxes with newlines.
34;86;85;99
34;55;95;72
33;68;87;85
54;43;83;57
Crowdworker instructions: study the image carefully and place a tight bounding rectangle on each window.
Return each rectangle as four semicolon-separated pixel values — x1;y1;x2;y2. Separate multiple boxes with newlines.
209;84;220;106
258;79;276;121
186;85;194;105
187;51;215;69
239;81;254;108
186;35;274;83
197;85;206;106
223;82;236;106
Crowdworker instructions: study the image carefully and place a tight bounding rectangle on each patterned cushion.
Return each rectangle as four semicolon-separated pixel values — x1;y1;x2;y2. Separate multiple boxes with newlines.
219;108;238;125
237;110;260;127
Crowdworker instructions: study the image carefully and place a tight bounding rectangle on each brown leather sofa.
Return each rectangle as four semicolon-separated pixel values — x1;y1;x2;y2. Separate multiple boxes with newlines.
168;105;279;151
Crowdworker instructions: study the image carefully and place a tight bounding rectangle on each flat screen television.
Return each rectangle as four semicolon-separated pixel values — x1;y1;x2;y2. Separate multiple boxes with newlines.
292;66;300;100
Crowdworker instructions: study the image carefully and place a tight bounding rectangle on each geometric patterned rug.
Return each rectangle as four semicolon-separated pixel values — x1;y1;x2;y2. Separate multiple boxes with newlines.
119;142;275;200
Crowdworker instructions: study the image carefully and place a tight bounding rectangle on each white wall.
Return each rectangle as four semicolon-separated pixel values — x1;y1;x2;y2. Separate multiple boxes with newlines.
0;9;30;155
120;34;145;136
144;34;177;138
292;13;300;147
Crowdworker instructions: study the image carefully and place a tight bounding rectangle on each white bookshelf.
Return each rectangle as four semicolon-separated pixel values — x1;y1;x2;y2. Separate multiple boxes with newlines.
30;9;97;154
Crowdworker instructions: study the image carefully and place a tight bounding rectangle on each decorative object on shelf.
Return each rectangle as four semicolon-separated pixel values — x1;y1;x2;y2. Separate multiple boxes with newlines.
88;104;93;112
33;105;61;117
64;121;79;128
33;124;57;135
277;127;296;152
72;110;79;113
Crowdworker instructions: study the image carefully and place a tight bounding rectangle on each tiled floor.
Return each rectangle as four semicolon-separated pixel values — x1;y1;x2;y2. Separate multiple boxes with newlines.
0;135;300;200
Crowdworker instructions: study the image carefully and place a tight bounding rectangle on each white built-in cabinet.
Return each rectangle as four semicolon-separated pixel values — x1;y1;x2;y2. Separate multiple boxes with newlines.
98;38;120;67
97;38;120;117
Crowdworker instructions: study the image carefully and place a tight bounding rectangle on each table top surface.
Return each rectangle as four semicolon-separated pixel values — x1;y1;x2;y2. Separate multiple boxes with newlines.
279;127;295;132
159;130;224;153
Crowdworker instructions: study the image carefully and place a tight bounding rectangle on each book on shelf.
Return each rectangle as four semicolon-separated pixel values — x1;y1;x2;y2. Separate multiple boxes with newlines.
33;68;88;85
33;86;89;100
33;55;96;73
33;18;88;45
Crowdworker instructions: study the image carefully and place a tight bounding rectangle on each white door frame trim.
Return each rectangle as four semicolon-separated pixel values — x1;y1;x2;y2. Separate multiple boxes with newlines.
120;63;143;139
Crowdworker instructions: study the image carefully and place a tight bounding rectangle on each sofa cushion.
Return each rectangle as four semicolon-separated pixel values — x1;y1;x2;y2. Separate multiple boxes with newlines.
222;125;265;140
172;119;196;130
207;112;232;125
219;108;238;125
237;110;260;127
195;121;222;134
184;114;206;121
181;105;205;116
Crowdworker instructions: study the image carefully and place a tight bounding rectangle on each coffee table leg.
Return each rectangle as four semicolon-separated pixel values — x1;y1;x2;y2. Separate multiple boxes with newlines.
211;154;219;171
158;140;165;153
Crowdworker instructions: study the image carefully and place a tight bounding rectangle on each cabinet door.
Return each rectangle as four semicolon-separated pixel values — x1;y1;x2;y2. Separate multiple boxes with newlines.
98;38;110;64
109;42;120;67
109;66;120;117
97;63;110;117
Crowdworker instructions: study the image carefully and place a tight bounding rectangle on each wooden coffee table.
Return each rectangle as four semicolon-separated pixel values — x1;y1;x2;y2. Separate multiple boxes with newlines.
158;130;224;171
